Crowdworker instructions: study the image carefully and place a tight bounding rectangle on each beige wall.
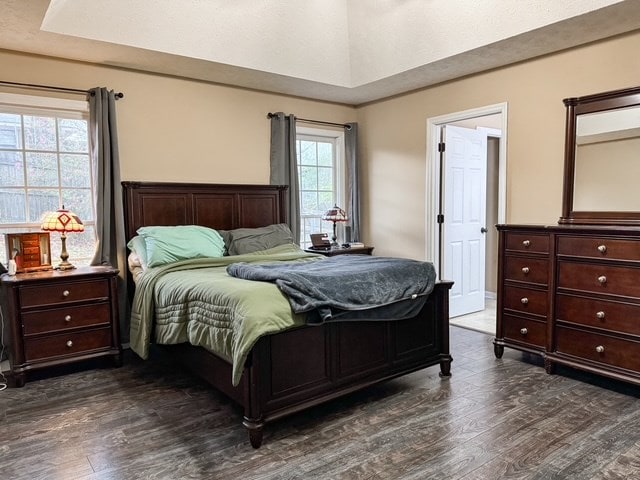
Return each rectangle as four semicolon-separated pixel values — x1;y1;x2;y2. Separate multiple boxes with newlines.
0;50;355;184
356;30;640;259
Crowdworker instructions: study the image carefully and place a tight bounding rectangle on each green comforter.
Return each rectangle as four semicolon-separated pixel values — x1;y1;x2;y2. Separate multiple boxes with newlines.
130;244;321;386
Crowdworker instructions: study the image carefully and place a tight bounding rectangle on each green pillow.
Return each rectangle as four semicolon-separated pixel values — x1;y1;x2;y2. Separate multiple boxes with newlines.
137;225;225;267
126;235;148;269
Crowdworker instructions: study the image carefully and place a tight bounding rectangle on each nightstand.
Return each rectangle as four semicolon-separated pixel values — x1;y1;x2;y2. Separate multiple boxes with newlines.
305;246;374;257
0;266;122;387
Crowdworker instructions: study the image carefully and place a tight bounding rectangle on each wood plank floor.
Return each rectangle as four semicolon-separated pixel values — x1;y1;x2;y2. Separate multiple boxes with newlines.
2;326;640;479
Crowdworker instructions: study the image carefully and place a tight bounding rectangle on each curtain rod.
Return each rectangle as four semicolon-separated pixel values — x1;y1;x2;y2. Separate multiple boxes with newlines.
267;112;351;130
0;80;124;99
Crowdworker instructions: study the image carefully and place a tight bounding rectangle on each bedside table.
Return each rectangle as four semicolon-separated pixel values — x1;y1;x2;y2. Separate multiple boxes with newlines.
305;246;374;257
0;266;122;387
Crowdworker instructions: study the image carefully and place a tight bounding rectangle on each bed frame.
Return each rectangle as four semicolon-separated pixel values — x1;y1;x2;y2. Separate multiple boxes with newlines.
122;181;453;448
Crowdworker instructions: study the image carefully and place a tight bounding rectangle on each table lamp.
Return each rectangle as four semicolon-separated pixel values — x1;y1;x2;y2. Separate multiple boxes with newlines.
40;206;85;270
322;205;348;247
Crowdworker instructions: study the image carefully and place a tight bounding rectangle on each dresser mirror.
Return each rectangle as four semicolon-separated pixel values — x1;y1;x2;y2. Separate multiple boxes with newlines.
559;86;640;225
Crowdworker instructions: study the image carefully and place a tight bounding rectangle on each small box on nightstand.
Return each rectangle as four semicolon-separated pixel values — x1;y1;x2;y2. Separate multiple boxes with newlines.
4;232;52;273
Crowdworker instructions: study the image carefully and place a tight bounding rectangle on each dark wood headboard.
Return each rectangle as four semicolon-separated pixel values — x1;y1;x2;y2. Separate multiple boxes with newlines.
122;181;288;241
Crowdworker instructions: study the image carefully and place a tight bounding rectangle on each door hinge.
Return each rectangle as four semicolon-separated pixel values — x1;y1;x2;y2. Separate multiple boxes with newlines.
438;142;445;153
437;214;444;224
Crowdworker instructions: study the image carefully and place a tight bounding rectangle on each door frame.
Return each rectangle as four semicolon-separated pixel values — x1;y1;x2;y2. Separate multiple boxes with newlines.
425;102;508;278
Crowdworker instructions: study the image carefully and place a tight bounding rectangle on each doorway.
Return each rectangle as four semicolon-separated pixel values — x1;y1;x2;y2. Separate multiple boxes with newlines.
426;103;507;322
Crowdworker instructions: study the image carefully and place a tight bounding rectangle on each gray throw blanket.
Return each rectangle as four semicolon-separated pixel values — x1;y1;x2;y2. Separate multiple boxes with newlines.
227;255;436;322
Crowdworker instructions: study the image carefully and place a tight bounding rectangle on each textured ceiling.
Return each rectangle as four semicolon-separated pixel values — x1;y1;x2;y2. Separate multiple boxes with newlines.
1;0;640;105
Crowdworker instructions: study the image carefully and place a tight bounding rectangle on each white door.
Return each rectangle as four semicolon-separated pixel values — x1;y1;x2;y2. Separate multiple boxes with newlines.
442;125;488;318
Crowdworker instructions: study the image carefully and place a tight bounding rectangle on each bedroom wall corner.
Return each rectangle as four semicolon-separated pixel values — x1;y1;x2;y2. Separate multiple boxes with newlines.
355;30;640;260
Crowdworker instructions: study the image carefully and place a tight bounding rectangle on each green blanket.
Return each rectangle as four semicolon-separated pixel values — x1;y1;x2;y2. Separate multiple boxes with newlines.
130;244;321;386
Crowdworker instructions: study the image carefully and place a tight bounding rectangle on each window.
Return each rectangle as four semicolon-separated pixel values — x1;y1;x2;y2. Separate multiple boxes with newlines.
296;127;346;249
0;93;95;268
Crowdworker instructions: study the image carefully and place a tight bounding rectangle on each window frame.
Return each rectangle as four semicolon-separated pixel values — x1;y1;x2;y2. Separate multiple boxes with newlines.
0;92;94;267
296;125;346;249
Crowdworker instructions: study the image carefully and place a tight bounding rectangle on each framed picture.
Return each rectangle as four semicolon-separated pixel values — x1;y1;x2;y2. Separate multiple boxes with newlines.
5;232;52;273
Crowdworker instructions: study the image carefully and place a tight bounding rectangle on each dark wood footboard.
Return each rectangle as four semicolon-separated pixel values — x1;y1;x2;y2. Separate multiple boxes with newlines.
165;280;453;448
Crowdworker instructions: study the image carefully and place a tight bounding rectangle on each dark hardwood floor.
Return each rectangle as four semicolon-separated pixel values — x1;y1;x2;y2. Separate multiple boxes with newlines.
2;326;640;479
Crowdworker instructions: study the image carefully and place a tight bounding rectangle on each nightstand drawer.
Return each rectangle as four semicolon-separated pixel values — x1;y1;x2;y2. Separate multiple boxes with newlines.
504;256;549;285
22;303;111;335
24;328;112;362
19;279;110;307
503;285;548;316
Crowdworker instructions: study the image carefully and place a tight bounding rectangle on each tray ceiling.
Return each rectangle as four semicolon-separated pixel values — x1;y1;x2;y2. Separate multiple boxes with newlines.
1;0;639;105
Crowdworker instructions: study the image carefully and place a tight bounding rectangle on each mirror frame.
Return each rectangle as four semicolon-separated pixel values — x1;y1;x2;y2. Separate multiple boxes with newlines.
559;85;640;225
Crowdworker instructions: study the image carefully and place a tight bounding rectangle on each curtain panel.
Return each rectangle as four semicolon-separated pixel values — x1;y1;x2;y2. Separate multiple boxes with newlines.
269;112;300;244
88;87;128;341
345;122;361;242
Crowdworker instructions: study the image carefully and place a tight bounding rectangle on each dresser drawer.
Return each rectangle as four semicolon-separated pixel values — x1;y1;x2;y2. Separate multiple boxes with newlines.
22;303;111;336
503;285;548;316
503;314;545;348
505;233;549;254
556;294;640;336
24;328;112;362
19;279;110;308
504;256;549;285
557;261;640;298
557;236;640;262
556;326;640;372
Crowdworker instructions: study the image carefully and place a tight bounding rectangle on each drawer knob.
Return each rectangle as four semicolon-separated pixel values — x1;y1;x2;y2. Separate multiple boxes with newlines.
520;328;528;335
66;340;73;348
63;290;70;297
597;245;607;254
595;345;605;354
521;267;530;274
596;311;606;320
597;275;607;285
522;240;531;247
521;297;529;305
64;315;72;322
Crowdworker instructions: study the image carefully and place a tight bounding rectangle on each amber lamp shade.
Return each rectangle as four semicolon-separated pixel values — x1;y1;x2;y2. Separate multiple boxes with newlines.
40;206;85;270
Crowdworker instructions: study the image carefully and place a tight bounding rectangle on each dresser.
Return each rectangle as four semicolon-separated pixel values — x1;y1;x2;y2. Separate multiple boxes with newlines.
496;224;640;385
0;266;122;387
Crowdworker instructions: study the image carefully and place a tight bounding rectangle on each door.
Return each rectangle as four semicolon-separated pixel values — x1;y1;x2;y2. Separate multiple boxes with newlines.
442;125;488;317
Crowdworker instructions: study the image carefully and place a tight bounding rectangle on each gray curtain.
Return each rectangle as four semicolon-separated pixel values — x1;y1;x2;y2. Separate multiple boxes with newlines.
89;87;127;341
269;112;300;243
345;122;361;242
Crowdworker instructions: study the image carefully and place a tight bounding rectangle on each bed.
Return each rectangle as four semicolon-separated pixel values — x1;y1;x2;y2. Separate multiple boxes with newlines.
122;181;453;448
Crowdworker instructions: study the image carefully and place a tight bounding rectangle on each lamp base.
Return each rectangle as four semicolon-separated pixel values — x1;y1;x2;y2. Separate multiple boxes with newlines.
330;221;339;247
56;233;75;270
56;261;76;271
